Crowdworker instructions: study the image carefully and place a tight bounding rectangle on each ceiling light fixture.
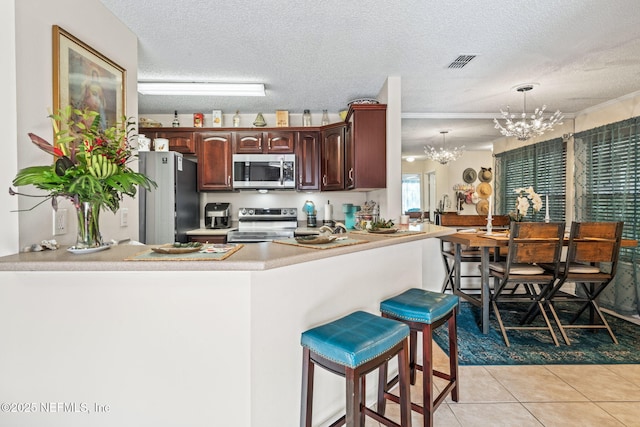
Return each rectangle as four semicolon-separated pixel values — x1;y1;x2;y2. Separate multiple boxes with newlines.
405;157;415;162
424;131;464;165
137;82;266;97
493;84;563;141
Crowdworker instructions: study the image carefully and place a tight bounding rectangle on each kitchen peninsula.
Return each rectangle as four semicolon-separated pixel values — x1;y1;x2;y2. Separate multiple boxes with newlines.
0;224;451;427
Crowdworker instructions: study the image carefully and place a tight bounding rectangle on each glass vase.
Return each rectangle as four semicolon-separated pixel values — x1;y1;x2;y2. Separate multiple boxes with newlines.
75;201;103;249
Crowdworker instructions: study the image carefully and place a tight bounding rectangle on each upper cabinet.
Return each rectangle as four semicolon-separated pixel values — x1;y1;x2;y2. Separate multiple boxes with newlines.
320;124;346;191
234;131;295;154
345;104;387;190
296;131;320;191
196;132;233;191
140;105;386;192
140;128;195;154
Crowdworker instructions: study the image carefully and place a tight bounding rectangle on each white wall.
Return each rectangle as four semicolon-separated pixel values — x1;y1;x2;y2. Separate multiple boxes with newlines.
13;0;139;250
370;76;402;221
0;1;18;257
402;150;494;216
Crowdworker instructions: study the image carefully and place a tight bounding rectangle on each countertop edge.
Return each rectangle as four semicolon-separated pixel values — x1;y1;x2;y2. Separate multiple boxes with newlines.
0;225;454;272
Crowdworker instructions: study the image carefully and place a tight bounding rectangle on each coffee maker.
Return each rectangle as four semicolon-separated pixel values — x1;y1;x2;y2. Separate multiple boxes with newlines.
205;203;231;229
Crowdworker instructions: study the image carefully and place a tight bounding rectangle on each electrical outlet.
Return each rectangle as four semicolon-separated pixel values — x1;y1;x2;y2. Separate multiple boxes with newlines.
53;209;67;235
120;208;129;227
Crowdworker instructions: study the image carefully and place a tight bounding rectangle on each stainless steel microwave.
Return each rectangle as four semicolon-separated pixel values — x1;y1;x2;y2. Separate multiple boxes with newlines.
232;154;296;189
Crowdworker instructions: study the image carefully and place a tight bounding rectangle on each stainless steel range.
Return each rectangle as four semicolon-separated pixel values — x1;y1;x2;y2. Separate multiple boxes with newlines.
227;207;298;243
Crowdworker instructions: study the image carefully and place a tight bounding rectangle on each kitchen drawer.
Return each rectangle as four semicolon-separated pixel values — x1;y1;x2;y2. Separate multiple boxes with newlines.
188;235;227;244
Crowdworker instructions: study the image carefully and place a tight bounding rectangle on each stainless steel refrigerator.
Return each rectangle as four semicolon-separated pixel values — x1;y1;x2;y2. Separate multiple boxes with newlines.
138;151;199;244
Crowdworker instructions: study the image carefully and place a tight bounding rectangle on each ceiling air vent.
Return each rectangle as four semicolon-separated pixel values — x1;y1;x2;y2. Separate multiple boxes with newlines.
447;55;477;69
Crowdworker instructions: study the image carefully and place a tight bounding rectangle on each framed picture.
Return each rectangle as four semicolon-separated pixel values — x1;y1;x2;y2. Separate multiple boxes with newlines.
276;110;289;127
212;110;223;127
52;25;125;129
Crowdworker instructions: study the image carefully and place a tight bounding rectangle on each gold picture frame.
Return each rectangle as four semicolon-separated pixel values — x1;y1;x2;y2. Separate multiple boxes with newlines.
52;25;125;129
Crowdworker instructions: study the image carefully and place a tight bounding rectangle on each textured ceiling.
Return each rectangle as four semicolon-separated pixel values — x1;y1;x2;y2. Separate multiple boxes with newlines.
99;0;640;155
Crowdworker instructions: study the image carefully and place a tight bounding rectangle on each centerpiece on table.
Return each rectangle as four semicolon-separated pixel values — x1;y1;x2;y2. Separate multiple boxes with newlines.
509;186;542;221
9;106;156;252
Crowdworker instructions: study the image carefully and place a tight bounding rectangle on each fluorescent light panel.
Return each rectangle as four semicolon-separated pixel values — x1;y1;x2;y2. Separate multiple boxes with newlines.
137;82;265;96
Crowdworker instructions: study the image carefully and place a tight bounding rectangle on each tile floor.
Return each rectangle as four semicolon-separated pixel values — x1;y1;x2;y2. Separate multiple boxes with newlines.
366;343;640;427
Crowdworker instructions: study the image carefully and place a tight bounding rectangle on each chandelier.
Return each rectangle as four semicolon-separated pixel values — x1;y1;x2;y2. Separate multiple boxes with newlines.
424;131;464;165
493;84;563;141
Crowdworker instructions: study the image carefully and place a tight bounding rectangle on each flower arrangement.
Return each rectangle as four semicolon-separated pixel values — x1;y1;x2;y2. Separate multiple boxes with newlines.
10;106;156;248
509;186;542;221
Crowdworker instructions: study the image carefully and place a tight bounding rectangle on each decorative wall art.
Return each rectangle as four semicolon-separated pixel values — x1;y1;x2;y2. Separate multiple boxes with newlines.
53;25;125;130
463;168;477;183
478;167;493;182
212;110;222;127
276;110;289;127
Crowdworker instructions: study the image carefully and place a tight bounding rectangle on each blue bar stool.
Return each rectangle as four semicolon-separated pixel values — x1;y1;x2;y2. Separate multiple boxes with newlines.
379;289;459;427
300;310;412;427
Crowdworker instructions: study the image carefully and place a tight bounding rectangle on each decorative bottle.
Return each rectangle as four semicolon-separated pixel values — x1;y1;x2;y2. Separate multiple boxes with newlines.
233;110;240;127
172;110;180;127
321;110;329;126
302;110;312;127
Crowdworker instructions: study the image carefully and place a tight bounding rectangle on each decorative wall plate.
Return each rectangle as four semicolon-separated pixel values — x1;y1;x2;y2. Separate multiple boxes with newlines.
463;168;477;183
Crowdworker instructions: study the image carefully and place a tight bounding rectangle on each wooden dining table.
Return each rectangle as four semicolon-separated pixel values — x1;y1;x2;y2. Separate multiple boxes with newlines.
439;230;638;334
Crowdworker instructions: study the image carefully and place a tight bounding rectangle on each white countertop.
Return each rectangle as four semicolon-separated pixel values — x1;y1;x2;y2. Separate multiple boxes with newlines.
0;223;453;272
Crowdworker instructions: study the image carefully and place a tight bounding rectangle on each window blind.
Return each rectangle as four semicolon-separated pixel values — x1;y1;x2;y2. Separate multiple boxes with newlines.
495;138;566;222
574;117;639;262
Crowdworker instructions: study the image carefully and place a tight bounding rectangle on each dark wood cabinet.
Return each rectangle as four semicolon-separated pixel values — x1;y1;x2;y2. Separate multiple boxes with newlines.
295;131;320;191
234;131;295;154
189;235;227;244
345;104;387;190
320;125;346;191
140;128;196;154
196;132;233;190
141;107;386;192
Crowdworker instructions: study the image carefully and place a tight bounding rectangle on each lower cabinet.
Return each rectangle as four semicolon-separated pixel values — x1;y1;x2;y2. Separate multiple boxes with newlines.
196;132;233;190
188;235;227;244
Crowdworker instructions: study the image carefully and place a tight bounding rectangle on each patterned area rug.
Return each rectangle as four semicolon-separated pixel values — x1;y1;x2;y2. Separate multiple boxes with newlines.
433;302;640;365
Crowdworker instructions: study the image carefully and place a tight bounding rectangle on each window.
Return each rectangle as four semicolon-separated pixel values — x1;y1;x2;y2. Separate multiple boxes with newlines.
574;116;640;316
495;138;566;222
401;174;421;214
574;117;639;262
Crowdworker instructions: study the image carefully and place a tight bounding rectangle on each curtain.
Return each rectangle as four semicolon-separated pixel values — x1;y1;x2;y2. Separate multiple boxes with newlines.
574;117;640;316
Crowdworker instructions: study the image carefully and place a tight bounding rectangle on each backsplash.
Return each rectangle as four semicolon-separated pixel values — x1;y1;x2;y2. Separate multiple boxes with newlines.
198;191;370;227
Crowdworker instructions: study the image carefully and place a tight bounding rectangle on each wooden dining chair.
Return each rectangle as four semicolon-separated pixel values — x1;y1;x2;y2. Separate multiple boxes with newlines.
488;221;565;347
542;221;624;345
438;214;510;293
